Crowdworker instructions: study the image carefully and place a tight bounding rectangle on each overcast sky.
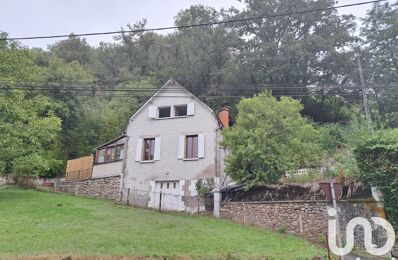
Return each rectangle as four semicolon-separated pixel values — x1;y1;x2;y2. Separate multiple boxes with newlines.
0;0;394;49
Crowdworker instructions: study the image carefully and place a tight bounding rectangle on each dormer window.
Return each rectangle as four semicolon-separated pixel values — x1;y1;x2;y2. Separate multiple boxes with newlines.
174;105;187;117
158;106;171;118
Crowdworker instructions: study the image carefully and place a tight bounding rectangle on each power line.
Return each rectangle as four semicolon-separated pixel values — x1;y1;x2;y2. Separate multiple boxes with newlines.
0;0;386;41
0;88;368;98
0;87;367;95
0;87;393;96
1;82;397;90
1;79;398;89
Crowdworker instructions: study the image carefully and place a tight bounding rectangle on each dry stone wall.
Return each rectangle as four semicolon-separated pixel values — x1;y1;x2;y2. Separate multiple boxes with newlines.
220;199;393;253
57;175;121;201
221;200;328;241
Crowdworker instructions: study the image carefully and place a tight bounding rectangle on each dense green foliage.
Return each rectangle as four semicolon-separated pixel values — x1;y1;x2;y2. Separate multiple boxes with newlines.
0;0;397;178
361;2;398;121
355;129;398;230
318;115;371;177
222;93;321;187
0;39;62;177
0;186;325;258
0;91;62;176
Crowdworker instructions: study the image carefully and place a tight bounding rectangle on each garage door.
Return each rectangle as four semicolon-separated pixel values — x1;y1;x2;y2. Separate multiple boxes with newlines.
152;181;182;211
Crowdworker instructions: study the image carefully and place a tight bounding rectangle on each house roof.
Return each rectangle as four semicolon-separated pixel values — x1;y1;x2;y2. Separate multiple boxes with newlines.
128;78;218;122
96;134;126;149
95;78;228;151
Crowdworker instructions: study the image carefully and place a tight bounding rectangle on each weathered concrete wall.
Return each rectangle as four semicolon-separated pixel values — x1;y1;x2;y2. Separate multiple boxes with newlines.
57;175;121;201
220;200;392;252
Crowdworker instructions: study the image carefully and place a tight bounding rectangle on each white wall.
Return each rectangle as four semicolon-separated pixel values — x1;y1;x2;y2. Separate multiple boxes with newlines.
92;161;123;178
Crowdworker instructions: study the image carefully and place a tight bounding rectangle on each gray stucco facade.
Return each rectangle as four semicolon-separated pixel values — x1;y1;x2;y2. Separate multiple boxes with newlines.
92;79;225;213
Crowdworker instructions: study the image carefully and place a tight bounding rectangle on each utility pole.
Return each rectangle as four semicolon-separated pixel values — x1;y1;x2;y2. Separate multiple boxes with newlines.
356;54;373;134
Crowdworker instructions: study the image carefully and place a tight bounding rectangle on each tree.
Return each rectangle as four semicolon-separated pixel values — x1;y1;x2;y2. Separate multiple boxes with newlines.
360;1;398;120
231;0;357;97
149;5;240;110
0;43;62;177
49;35;93;65
0;91;62;177
170;5;240;91
115;20;162;77
222;92;321;188
38;57;94;159
301;96;353;123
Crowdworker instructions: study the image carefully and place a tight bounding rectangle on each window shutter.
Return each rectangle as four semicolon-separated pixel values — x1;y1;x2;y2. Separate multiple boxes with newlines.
187;103;195;116
178;135;185;159
198;134;205;158
135;138;143;161
148;106;157;118
154;137;161;161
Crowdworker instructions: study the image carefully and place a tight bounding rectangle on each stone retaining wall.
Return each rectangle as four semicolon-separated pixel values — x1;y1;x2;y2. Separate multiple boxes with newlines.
221;200;394;253
0;175;15;185
57;175;121;201
221;201;328;241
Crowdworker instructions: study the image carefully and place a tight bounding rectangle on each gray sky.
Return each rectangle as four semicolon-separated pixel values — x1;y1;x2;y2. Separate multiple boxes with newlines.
0;0;394;49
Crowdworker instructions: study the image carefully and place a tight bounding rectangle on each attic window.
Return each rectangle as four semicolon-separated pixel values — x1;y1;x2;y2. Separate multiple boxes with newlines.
158;106;171;118
174;105;187;117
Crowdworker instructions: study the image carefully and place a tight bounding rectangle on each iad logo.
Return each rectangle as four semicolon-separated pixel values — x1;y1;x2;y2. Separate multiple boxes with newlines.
328;208;396;258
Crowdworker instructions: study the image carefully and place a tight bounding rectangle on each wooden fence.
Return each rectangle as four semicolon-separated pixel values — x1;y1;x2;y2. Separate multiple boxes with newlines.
65;156;93;181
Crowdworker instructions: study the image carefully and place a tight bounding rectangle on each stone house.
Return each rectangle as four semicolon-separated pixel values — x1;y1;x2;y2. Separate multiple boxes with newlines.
92;79;229;215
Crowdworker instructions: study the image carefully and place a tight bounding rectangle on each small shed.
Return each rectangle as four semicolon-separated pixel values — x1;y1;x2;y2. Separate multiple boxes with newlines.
65;155;93;181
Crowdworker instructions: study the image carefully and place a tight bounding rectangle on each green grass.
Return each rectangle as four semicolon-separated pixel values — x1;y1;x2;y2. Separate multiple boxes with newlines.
0;186;325;259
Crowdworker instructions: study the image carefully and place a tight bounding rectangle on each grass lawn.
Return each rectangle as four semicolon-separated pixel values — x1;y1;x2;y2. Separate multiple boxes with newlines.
0;186;326;259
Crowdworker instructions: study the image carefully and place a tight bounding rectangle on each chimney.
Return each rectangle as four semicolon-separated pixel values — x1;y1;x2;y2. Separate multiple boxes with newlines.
218;107;229;128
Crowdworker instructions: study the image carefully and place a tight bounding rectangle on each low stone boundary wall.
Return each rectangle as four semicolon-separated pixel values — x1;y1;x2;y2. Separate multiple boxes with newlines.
57;175;121;201
221;200;394;253
1;175;58;190
0;175;15;185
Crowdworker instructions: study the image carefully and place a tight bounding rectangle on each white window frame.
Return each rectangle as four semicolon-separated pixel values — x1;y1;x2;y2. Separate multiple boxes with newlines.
149;103;195;120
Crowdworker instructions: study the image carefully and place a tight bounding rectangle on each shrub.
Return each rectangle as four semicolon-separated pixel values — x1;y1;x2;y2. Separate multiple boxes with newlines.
222;92;321;189
319;117;371;178
355;129;398;229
